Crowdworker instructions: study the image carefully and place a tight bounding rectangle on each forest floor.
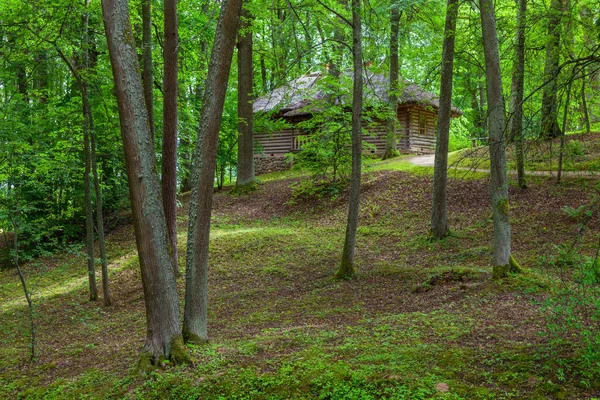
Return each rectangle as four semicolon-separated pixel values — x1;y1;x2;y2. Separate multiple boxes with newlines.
447;131;600;176
1;157;600;399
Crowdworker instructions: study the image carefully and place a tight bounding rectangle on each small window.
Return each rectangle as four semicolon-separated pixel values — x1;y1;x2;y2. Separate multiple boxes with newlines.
419;115;426;136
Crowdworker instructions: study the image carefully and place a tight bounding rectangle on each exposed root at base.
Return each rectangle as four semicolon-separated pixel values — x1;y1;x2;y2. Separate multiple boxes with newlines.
136;335;192;374
183;330;209;346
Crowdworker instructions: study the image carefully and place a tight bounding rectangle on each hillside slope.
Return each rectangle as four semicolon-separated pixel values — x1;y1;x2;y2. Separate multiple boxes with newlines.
1;164;599;399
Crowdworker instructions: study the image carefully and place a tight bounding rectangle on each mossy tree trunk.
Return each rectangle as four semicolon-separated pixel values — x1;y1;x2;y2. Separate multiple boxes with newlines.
183;0;243;345
102;0;186;365
430;0;458;240
336;0;362;279
480;0;511;277
540;0;564;139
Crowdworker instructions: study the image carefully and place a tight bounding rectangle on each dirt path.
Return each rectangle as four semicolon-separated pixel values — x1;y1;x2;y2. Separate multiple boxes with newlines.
407;154;598;179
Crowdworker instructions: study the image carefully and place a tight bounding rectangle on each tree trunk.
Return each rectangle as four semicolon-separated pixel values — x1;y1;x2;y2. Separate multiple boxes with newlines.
10;214;36;361
82;6;98;302
557;79;572;184
142;0;155;141
91;127;111;307
479;0;511;277
101;0;187;366
430;0;458;240
382;4;400;160
540;0;563;139
581;68;590;132
336;0;362;279
183;0;243;345
236;6;256;190
162;0;180;277
508;0;527;189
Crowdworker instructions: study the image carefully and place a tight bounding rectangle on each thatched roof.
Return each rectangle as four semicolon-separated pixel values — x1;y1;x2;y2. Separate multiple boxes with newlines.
253;71;462;117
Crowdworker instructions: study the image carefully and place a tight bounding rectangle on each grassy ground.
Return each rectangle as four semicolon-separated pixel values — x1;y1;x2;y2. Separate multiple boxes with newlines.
1;158;599;399
449;131;600;174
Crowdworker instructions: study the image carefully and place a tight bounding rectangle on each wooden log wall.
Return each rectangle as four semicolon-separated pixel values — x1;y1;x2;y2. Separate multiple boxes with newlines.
253;105;438;157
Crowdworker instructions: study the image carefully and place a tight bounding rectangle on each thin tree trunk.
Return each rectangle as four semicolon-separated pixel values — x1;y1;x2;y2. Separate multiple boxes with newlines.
581;68;590;132
91;129;110;306
480;0;511;278
83;0;98;302
382;4;400;160
183;0;243;345
101;0;188;366
236;6;256;189
9;214;35;361
478;80;486;137
430;0;458;239
82;51;98;303
162;0;179;277
557;79;572;184
540;0;563;139
142;0;155;140
336;0;362;279
509;0;527;189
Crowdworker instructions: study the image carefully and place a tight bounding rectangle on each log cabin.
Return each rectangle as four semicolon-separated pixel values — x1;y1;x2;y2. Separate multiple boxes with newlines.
252;71;462;174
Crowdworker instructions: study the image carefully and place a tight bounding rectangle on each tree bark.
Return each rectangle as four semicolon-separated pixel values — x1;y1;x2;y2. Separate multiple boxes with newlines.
336;0;362;279
162;0;179;277
183;0;243;345
82;6;98;302
142;0;155;141
236;6;256;189
557;78;572;184
101;0;187;365
91;128;111;306
581;68;590;132
540;0;564;139
430;0;458;240
509;0;527;189
479;0;511;277
382;3;400;160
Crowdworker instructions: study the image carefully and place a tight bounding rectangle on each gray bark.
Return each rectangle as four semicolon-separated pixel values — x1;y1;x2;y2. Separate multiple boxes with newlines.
336;0;362;279
162;0;180;277
480;0;511;274
430;0;458;239
509;0;527;189
183;0;243;344
102;0;185;363
236;6;255;188
142;0;155;140
383;4;400;160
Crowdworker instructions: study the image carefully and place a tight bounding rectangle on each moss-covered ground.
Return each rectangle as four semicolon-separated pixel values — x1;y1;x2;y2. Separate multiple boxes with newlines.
1;157;599;399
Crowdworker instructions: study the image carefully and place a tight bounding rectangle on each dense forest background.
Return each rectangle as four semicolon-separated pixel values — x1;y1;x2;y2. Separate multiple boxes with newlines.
1;0;597;259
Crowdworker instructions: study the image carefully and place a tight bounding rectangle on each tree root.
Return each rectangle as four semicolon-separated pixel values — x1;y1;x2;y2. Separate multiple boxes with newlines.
183;330;209;346
136;335;192;374
492;254;524;280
